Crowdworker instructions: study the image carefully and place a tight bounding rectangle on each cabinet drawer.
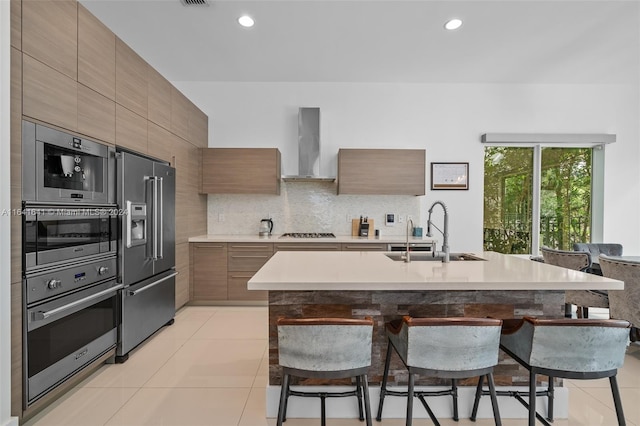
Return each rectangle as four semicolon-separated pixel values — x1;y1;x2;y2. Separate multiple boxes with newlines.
191;243;227;301
228;252;272;272
227;273;267;301
228;243;273;253
341;243;388;251
274;243;341;252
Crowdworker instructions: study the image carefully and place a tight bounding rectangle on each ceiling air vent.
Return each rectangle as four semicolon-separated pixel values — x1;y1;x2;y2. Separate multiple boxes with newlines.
181;0;209;6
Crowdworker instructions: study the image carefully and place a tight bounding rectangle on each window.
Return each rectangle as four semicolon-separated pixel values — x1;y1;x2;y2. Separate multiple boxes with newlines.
483;144;603;255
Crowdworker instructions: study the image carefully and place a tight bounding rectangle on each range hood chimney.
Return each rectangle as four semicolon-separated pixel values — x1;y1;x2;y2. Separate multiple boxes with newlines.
282;107;335;182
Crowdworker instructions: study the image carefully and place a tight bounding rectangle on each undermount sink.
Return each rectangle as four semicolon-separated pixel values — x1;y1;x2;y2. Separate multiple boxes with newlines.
384;253;486;262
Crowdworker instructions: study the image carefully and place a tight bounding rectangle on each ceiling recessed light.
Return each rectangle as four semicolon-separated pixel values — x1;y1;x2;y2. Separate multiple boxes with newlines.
444;18;463;31
238;15;254;28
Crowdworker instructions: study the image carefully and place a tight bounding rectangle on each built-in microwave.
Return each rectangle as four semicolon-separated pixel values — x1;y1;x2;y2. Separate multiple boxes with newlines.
22;120;115;205
23;205;118;273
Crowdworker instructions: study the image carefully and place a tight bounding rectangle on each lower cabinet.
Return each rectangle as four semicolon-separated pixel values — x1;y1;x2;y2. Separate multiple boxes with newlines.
341;243;388;251
227;243;272;301
274;243;341;251
191;243;227;300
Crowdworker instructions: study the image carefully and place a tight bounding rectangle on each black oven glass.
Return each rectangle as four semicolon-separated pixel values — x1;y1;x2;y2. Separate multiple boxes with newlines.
24;216;113;255
28;295;117;377
43;143;104;193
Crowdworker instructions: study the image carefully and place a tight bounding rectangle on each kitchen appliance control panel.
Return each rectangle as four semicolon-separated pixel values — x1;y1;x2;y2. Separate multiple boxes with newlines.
25;256;117;305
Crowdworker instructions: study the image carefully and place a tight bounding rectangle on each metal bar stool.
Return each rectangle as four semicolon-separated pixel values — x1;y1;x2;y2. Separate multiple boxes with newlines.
473;316;631;426
376;316;503;426
276;317;374;426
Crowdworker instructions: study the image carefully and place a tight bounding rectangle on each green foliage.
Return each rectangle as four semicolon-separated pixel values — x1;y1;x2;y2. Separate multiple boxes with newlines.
483;147;592;254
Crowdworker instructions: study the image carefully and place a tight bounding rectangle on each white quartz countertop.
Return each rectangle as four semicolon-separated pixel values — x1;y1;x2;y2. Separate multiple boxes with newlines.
188;234;435;244
248;251;624;291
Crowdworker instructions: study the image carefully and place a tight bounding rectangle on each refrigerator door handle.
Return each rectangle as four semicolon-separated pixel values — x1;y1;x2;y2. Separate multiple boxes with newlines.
125;200;132;248
151;176;159;260
158;176;164;260
128;272;178;296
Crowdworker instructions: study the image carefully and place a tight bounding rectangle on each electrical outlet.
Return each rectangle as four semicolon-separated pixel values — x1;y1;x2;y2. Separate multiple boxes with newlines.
218;213;225;222
398;215;405;223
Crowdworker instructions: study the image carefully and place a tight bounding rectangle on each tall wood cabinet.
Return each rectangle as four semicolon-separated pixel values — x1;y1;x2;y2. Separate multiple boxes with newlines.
337;148;426;195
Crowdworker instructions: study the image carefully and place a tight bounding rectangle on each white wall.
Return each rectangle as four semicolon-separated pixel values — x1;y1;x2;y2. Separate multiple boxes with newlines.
176;81;640;254
1;1;18;424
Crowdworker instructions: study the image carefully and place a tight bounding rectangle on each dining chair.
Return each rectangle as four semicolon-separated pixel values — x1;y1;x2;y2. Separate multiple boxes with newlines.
540;247;609;318
573;243;623;275
599;255;640;342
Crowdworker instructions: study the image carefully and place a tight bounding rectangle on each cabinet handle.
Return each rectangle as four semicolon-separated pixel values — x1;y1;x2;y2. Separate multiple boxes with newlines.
344;245;384;250
230;274;254;279
277;245;340;250
230;255;270;259
195;244;225;249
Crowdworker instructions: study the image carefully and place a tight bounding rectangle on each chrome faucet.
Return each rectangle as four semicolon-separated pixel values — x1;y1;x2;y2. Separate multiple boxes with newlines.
426;201;450;263
404;218;414;263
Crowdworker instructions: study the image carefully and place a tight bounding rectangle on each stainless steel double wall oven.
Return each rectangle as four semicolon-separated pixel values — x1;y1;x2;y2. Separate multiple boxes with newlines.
21;120;120;407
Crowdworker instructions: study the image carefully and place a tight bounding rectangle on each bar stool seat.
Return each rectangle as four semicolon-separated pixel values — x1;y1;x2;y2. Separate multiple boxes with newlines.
475;316;631;426
376;316;503;426
276;317;374;426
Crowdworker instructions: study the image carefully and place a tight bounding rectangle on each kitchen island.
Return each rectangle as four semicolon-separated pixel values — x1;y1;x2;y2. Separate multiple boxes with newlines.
248;250;624;420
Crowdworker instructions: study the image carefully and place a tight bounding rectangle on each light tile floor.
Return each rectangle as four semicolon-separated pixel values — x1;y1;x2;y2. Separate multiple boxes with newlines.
23;306;640;426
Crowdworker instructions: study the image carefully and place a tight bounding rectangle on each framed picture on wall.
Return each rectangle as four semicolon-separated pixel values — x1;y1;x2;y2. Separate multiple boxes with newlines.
431;162;469;190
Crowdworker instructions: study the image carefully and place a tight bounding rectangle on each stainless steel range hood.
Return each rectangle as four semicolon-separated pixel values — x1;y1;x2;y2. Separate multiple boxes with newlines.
282;107;335;182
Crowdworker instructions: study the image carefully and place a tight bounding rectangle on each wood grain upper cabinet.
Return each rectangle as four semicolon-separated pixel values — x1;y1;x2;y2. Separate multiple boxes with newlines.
115;104;147;154
188;104;209;148
192;243;228;301
10;0;21;49
116;38;148;118
78;84;115;145
148;67;172;130
201;148;281;194
22;0;77;80
23;54;77;131
78;4;116;101
170;87;190;140
337;149;426;195
148;122;174;165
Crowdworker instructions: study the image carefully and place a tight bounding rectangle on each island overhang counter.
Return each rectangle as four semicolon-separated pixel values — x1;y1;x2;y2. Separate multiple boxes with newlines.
248;251;624;420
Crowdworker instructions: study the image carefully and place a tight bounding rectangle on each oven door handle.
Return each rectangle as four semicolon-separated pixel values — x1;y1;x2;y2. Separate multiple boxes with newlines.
128;271;178;296
32;284;124;321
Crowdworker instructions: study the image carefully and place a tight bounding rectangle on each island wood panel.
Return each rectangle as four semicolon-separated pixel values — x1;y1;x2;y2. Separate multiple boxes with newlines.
10;0;20;49
175;242;189;309
268;290;565;387
10;282;22;417
147;67;172;130
78;84;115;145
22;0;77;80
337;148;426;195
115;38;147;118
23;54;78;132
192;243;228;300
170;87;190;141
11;47;22;284
78;4;115;101
148;121;174;164
201;148;281;194
115;104;147;154
274;243;341;251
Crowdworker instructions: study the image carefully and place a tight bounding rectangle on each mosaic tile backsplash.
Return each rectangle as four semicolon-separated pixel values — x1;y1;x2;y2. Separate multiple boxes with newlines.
207;181;422;236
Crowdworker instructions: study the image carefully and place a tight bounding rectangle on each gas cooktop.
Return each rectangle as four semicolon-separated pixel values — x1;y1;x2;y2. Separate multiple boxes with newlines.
280;233;336;238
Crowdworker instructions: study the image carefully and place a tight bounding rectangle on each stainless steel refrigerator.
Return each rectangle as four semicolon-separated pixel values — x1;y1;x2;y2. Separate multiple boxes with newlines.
116;150;176;362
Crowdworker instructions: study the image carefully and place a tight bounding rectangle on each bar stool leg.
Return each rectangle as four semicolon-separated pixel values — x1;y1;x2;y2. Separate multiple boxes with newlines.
487;373;502;426
320;394;327;426
356;375;364;421
406;373;415;426
362;374;373;426
547;376;554;421
452;378;459;421
470;374;485;421
277;373;290;426
376;340;393;421
609;375;626;426
529;372;537;426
